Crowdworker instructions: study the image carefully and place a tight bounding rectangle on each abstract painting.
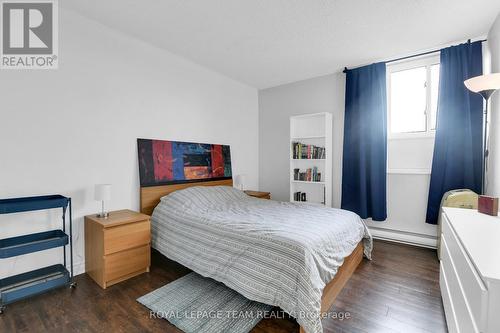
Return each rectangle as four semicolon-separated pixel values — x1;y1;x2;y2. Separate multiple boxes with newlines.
137;138;232;187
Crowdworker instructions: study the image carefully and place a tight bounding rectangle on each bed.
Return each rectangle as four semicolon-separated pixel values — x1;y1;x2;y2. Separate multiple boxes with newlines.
140;179;372;333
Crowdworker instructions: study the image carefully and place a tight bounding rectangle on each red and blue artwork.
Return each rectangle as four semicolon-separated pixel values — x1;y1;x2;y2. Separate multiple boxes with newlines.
137;139;232;186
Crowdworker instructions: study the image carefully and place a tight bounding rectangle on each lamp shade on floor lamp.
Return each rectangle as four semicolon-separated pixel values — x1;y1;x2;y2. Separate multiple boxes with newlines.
464;73;500;193
464;73;500;99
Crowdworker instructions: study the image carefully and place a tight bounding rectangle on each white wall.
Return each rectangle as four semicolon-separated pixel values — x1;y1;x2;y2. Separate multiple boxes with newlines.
366;137;437;246
487;13;500;197
0;9;258;278
259;72;438;247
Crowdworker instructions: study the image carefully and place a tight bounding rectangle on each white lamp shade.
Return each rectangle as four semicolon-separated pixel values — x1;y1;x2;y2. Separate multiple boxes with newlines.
234;174;246;190
94;184;111;201
464;73;500;96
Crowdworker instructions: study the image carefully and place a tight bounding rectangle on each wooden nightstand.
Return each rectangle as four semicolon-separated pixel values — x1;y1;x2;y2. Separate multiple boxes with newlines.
244;190;271;200
84;209;151;289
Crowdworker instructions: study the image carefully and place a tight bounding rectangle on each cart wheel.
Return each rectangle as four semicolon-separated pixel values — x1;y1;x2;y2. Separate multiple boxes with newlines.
0;306;5;314
70;282;77;289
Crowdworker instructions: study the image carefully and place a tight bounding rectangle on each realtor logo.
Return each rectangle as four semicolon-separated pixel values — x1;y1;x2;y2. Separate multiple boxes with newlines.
1;0;58;69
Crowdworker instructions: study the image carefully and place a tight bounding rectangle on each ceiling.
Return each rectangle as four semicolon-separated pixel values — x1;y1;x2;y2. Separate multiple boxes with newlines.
62;0;500;89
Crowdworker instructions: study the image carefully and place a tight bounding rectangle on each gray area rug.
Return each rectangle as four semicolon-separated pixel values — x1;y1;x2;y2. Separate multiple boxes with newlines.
137;272;273;333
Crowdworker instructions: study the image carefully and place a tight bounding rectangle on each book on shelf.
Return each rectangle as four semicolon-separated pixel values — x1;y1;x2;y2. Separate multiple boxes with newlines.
291;142;326;159
293;191;307;202
293;167;322;182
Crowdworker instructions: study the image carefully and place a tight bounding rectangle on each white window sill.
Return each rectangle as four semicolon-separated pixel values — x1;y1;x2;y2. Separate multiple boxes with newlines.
387;168;431;175
388;132;435;140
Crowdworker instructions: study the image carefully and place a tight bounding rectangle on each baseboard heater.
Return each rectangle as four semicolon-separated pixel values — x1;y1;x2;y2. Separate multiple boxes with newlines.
368;226;438;249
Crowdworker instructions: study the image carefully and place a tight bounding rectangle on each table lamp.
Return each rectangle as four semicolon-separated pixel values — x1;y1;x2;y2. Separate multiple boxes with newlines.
234;174;246;191
94;184;111;218
464;73;500;193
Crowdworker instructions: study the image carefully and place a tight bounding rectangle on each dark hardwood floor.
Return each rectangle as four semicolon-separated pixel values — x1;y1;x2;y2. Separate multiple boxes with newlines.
0;240;446;333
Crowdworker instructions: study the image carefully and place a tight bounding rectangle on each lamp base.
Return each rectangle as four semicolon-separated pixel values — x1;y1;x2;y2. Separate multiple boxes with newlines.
97;212;109;218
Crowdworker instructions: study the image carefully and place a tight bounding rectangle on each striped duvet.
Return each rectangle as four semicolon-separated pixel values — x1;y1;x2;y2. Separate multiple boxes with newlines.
151;186;372;333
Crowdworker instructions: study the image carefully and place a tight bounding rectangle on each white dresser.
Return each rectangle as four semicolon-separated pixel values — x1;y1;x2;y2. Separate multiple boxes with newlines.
440;208;500;333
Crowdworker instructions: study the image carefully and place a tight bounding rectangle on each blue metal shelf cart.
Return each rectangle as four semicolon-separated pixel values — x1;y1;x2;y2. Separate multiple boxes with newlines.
0;195;76;313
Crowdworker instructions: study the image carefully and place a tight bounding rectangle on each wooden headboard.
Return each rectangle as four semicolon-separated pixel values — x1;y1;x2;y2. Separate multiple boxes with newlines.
140;179;233;215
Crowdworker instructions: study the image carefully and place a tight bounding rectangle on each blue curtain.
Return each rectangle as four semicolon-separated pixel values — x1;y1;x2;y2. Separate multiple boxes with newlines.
341;63;387;221
425;42;483;224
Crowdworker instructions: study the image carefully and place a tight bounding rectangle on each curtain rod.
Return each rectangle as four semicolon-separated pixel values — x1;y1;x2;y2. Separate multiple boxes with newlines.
343;38;487;73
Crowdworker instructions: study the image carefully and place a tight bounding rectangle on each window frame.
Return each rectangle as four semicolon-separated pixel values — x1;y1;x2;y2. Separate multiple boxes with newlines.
387;54;440;140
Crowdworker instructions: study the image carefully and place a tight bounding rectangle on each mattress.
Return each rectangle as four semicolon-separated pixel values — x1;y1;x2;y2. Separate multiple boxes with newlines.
151;186;372;333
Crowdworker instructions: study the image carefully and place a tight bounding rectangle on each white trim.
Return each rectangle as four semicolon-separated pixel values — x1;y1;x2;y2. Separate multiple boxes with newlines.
291;158;325;161
291;112;329;119
369;226;437;249
291;180;325;184
69;261;85;276
292;200;325;206
290;135;326;141
387;168;431;175
389;54;440;71
388;132;435;140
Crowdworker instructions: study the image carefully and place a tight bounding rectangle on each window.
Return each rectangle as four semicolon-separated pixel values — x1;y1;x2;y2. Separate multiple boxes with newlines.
387;56;440;137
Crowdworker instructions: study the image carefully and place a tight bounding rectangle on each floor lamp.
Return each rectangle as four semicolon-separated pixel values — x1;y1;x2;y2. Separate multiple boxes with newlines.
464;73;500;194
